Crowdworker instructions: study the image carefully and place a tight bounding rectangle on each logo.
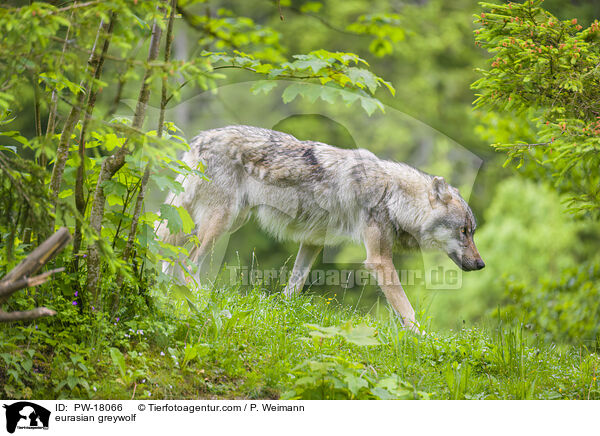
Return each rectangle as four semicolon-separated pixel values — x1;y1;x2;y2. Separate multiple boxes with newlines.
2;402;50;434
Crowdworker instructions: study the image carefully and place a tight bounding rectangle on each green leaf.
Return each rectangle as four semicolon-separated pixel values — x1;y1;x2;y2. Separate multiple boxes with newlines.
251;80;278;95
371;386;395;400
176;206;195;233
305;323;340;338
66;375;78;390
21;359;33;373
153;174;183;194
58;189;73;199
106;194;123;207
0;130;28;145
171;283;195;300
347;67;379;93
369;38;393;57
0;145;17;154
291;58;329;73
300;2;322;13
339;323;381;346
102;180;127;197
344;374;368;396
359;96;382;116
102;133;125;152
282;83;304;103
160;204;183;234
109;348;126;378
319;86;339;104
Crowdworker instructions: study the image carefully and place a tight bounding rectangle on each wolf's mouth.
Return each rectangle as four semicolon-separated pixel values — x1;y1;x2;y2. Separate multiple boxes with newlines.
448;251;484;271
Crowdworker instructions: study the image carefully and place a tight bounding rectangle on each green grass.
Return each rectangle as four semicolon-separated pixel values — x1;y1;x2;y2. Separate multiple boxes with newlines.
1;285;599;399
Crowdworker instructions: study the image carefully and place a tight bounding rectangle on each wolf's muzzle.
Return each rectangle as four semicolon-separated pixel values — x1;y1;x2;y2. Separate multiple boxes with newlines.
449;251;485;271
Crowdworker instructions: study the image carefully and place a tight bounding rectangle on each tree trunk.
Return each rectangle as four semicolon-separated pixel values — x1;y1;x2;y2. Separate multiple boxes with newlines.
86;13;165;305
48;18;111;205
72;14;116;267
122;0;176;267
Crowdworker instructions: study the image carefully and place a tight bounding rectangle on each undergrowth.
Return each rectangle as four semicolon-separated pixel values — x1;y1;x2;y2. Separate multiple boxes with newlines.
1;285;599;400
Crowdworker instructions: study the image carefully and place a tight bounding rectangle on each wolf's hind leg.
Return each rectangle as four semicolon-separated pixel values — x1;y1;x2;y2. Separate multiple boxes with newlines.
283;243;322;297
187;208;232;280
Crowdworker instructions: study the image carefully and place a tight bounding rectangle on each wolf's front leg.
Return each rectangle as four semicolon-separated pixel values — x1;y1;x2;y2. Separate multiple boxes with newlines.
363;226;421;334
366;260;421;334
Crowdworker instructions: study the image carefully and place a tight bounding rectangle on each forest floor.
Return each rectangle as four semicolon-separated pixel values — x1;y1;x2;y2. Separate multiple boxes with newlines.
1;286;599;400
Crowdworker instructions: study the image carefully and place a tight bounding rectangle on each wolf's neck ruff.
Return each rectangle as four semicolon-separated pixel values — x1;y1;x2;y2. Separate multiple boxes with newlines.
157;125;484;333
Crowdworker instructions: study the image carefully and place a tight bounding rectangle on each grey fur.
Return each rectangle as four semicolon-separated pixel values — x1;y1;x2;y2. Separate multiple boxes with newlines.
158;125;485;333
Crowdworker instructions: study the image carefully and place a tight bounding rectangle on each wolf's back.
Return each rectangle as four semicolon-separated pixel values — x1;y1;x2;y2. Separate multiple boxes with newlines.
187;125;340;187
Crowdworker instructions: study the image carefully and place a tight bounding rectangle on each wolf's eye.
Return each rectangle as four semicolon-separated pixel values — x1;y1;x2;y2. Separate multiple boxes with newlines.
460;227;466;234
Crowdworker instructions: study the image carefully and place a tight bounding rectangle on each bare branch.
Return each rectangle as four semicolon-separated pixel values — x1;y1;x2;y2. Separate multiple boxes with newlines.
0;228;71;323
0;268;65;299
55;0;101;13
0;307;57;323
1;0;100;13
0;227;71;286
495;141;551;149
286;5;357;36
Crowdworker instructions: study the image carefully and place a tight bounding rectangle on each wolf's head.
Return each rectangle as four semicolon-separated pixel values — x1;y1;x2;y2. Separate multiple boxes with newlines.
419;176;485;272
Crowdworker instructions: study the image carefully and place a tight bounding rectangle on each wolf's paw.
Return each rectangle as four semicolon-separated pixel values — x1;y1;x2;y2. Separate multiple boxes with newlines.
407;322;425;336
399;316;424;335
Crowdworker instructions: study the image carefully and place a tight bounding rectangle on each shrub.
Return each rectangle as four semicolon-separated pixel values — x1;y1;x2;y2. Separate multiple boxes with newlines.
500;261;600;346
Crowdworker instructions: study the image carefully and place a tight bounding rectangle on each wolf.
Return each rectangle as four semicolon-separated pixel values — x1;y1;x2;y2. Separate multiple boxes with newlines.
157;125;484;333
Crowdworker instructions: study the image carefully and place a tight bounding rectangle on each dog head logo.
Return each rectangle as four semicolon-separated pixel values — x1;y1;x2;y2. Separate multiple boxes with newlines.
2;402;50;434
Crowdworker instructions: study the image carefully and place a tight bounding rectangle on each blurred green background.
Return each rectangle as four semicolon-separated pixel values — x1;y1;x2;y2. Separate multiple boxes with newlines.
9;0;600;333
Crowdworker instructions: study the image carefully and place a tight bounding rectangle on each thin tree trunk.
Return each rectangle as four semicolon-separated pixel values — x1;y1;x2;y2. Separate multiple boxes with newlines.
48;17;110;205
121;0;176;269
173;26;190;129
86;14;164;305
45;3;75;166
32;72;42;139
72;14;116;269
106;71;127;120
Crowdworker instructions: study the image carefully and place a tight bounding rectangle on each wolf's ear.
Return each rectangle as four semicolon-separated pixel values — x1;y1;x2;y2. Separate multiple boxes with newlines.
429;176;452;207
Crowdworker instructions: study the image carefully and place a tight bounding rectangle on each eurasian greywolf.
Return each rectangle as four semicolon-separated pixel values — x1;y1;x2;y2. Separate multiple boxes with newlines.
158;125;484;333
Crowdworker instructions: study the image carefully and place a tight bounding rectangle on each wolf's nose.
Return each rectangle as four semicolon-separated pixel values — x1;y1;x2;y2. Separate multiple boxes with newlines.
475;259;485;270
